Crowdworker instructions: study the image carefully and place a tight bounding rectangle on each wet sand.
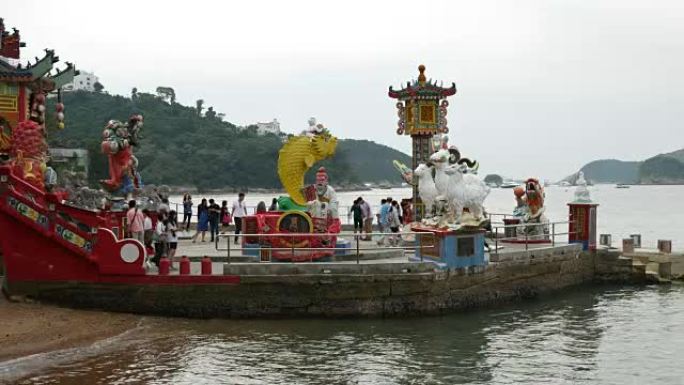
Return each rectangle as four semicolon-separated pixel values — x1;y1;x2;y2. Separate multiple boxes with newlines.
0;294;140;362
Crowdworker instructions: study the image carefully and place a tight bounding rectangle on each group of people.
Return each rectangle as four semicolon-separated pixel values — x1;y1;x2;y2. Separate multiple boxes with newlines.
378;197;404;246
349;197;373;240
126;199;178;269
184;192;248;244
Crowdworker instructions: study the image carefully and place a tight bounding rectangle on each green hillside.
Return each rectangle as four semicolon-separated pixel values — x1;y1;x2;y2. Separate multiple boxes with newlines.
579;159;640;184
570;149;684;184
47;90;409;190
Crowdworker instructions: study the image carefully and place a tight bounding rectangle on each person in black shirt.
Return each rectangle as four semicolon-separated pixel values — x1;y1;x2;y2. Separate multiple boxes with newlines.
208;198;221;242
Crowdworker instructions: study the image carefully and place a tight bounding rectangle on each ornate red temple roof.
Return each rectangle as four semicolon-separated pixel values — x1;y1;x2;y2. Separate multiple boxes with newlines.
388;65;456;100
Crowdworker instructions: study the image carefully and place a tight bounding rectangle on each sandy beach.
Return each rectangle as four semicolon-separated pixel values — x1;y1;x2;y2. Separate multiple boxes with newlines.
0;292;140;362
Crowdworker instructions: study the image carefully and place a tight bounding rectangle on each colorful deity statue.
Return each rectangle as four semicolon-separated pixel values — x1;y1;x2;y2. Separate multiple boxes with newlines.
277;118;337;207
512;178;549;237
306;167;340;235
100;115;143;197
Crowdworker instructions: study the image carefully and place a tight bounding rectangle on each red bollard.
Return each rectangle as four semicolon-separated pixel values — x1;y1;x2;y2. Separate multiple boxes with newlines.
179;255;191;275
201;256;212;275
158;257;170;275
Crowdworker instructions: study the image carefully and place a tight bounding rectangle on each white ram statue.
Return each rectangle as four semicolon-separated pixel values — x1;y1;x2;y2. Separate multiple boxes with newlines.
444;148;490;223
414;162;438;218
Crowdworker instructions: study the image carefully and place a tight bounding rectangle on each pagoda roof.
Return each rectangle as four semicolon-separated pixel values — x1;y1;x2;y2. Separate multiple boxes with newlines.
49;62;79;89
388;65;456;99
0;49;58;82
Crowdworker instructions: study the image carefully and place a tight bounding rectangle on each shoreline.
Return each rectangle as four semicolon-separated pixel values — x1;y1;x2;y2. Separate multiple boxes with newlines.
0;292;141;362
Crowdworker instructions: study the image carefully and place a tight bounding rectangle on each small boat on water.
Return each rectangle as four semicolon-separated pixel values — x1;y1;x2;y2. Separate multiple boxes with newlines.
616;184;630;189
500;181;519;189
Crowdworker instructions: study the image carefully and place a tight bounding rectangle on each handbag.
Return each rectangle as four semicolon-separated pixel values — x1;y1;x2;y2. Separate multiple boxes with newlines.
222;212;232;225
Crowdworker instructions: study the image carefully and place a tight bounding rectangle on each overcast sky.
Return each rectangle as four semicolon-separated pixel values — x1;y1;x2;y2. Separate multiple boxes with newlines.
5;0;683;179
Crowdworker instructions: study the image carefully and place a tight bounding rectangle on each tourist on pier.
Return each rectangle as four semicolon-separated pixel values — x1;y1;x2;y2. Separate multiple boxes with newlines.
208;199;221;242
389;200;402;246
358;197;372;240
232;192;247;244
377;199;390;246
126;200;145;243
351;198;363;234
269;198;278;211
142;209;154;248
153;213;169;267
220;200;231;229
191;198;209;243
167;210;179;262
182;193;193;231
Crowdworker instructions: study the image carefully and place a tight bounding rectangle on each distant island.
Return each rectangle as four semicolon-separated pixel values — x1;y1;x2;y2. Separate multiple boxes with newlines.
47;90;411;191
564;149;684;185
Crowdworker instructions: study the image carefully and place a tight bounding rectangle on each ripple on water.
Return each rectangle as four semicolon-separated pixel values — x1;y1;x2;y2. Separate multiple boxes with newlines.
5;285;684;385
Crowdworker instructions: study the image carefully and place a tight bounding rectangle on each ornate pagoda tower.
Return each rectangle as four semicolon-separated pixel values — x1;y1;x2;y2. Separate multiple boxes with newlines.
0;17;77;152
388;65;456;219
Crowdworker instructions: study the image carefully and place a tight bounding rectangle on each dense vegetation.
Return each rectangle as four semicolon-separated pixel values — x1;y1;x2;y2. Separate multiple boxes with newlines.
47;91;411;190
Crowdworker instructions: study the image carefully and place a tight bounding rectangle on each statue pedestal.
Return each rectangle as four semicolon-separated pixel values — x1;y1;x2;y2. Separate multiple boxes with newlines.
568;202;599;251
411;225;486;269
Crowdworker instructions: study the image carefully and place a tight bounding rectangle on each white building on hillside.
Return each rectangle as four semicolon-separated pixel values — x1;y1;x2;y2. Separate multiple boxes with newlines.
63;71;99;92
255;118;280;135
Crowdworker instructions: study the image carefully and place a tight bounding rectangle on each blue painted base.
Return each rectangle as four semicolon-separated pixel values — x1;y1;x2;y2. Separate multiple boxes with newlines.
243;243;261;256
413;229;486;269
335;238;352;256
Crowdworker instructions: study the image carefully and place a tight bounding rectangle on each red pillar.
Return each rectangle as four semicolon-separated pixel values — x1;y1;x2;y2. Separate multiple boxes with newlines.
568;203;599;251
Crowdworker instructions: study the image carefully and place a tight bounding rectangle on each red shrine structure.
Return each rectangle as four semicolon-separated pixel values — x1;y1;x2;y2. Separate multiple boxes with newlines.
389;65;456;219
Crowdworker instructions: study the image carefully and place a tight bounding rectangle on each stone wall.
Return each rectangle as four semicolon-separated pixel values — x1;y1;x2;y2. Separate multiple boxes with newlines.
9;245;598;318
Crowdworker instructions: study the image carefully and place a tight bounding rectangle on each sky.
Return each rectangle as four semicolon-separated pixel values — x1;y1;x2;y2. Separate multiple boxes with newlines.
4;0;684;180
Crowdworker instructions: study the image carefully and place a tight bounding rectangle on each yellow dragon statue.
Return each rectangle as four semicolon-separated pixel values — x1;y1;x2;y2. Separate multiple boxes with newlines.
277;118;337;205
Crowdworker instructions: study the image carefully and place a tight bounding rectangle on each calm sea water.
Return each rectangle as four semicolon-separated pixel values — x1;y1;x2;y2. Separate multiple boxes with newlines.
4;285;684;384
173;184;684;250
3;186;684;384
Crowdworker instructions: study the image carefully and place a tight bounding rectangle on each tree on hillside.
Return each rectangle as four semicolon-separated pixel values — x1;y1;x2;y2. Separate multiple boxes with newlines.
484;174;503;186
205;106;216;119
131;87;138;99
196;99;204;116
93;82;104;93
156;86;176;104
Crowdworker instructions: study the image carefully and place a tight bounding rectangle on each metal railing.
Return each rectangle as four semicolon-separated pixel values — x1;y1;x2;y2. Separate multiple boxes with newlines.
489;220;576;254
170;202;370;226
213;231;435;264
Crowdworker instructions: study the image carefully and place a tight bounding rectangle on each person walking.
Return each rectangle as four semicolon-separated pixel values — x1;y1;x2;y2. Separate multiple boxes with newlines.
389;200;402;246
359;197;372;240
351;198;363;234
220;200;231;230
167;210;179;264
182;193;193;231
208;198;220;242
126;200;145;243
231;192;247;244
192;198;209;243
142;209;154;248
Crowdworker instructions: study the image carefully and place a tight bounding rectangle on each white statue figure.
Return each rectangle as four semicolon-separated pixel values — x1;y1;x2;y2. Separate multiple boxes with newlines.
444;161;490;223
574;171;591;202
429;148;451;197
303;117;324;137
414;162;438;218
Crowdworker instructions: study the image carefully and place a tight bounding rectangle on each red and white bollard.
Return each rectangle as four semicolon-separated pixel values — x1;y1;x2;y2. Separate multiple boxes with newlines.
158;257;170;275
179;255;191;275
201;256;212;275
